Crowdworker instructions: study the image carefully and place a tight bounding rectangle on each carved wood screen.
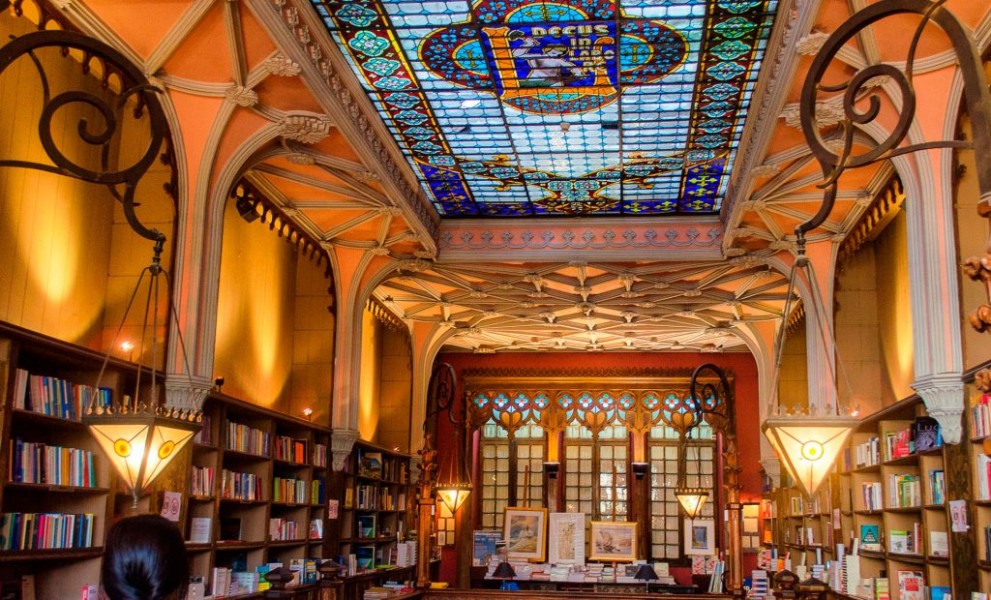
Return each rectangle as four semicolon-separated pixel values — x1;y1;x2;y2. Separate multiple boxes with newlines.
465;374;729;439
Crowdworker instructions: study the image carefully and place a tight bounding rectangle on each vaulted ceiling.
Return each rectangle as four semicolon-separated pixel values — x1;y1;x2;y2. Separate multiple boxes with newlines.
42;0;991;354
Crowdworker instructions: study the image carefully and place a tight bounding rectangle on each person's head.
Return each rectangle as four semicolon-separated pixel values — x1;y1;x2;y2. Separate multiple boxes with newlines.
101;514;188;600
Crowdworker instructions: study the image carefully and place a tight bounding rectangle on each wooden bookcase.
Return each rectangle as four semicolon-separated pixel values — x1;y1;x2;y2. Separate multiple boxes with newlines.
967;380;991;593
0;323;133;598
182;393;332;593
769;396;951;599
335;440;414;574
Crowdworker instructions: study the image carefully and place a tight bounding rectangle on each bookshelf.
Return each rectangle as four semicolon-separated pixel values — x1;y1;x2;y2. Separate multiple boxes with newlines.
0;323;129;598
180;393;332;595
335;440;415;575
769;396;952;599
968;381;991;594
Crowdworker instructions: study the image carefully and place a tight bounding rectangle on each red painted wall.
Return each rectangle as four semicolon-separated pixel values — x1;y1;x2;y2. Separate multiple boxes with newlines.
429;351;763;585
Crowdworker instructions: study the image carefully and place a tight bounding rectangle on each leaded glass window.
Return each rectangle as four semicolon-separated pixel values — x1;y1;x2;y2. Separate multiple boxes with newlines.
564;424;628;521
647;421;716;560
480;423;510;530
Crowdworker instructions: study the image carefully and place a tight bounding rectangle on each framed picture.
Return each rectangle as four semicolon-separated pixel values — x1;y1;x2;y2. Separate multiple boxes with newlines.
504;507;547;561
589;520;637;562
684;519;716;555
548;512;586;565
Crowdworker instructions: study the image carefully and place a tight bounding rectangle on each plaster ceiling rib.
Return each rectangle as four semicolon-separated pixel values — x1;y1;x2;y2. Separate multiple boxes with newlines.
223;0;248;87
252;0;439;246
251;163;383;205
318;212;382;242
242;171;324;240
154;75;230;96
144;0;217;76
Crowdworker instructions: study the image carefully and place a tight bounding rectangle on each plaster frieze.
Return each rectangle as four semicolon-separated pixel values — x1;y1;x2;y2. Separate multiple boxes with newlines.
330;428;359;471
782;102;844;129
438;222;723;261
750;164;781;179
163;376;214;412
914;374;965;444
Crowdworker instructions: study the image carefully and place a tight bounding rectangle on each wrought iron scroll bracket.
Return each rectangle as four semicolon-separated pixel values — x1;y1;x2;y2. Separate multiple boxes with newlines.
798;0;991;341
0;30;172;244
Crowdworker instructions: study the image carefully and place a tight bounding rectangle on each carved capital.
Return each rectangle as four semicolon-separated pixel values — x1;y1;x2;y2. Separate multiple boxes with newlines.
914;375;965;444
277;114;333;144
163;375;213;411
330;428;360;471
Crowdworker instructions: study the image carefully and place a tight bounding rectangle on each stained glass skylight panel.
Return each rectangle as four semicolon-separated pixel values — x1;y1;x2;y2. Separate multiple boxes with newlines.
312;0;779;217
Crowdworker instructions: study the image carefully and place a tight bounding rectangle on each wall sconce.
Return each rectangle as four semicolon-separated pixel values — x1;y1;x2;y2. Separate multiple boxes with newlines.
543;462;560;479
631;461;649;480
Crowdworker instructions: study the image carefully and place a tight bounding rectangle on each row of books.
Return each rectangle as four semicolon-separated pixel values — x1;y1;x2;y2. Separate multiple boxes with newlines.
220;469;264;501
211;561;320;597
888;473;921;508
883;427;913;460
274;435;307;464
356;450;408;483
225;420;271;456
928;469;945;505
8;439;96;487
272;476;308;504
0;512;95;551
268;517;300;541
850;435;881;469
861;481;883;511
984;525;991;562
971;393;991;438
977;453;991;500
189;465;215;497
313;443;328;467
11;369;111;421
352;483;405;510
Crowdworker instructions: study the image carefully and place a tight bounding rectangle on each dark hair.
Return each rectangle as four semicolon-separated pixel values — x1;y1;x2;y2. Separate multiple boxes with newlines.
101;514;188;600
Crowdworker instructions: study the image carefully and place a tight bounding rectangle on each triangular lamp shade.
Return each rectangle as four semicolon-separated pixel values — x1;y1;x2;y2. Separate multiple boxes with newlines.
86;413;198;492
436;482;472;515
762;416;856;498
675;489;709;519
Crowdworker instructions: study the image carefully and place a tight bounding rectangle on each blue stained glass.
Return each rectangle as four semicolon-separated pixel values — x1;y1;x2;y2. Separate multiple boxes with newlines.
312;0;778;217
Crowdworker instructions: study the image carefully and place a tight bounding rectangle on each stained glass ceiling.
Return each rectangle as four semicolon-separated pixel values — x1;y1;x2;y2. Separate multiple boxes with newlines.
311;0;779;217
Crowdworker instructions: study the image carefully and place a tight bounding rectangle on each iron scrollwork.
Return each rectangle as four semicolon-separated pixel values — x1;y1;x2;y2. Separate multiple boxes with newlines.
0;30;174;245
798;0;991;245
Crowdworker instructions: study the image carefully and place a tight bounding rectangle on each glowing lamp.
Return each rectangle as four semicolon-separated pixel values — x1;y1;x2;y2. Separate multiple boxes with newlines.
86;404;199;493
762;416;856;498
675;488;709;520
436;480;472;515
